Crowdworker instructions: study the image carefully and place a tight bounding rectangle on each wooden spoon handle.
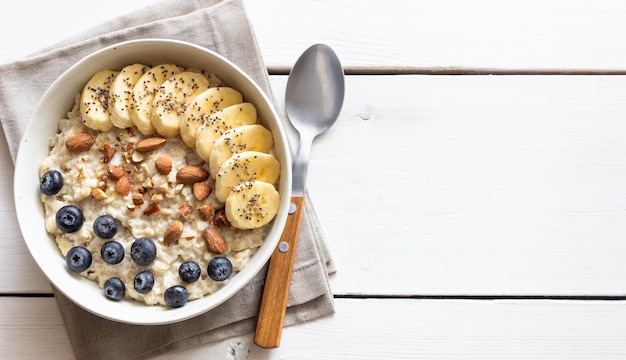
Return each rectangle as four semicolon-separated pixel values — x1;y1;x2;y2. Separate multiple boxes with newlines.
254;195;306;348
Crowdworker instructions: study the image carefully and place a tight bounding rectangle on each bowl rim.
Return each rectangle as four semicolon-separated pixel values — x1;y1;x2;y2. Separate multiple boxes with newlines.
13;38;292;325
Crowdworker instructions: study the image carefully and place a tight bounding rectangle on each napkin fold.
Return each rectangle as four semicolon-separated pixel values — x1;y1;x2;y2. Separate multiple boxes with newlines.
0;0;335;359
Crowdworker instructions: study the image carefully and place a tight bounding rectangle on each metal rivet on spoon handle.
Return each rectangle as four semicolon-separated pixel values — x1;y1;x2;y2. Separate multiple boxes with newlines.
254;44;345;348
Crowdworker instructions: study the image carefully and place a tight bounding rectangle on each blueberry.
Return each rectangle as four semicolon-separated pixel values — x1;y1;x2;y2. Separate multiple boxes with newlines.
207;257;233;281
130;237;157;266
134;271;154;294
178;261;201;283
66;246;92;273
100;241;124;265
104;277;125;301
56;205;84;233
164;285;188;308
40;170;64;195
93;215;118;239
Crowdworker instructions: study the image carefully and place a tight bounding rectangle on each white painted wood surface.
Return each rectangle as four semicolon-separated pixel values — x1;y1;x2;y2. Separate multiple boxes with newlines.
5;297;626;359
3;0;626;359
3;0;626;72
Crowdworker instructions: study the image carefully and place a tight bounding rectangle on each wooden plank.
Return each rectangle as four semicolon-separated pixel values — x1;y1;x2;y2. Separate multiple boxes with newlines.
0;1;155;65
247;0;626;72
0;297;73;359
4;75;626;296
271;75;626;296
3;297;626;359
0;125;52;293
2;1;626;71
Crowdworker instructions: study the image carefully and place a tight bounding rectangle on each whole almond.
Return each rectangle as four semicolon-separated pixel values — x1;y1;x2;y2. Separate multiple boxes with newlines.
106;165;124;180
136;137;166;152
203;227;227;254
155;155;172;175
164;220;184;245
176;166;209;185
66;134;95;153
102;143;116;163
193;182;212;201
114;176;130;196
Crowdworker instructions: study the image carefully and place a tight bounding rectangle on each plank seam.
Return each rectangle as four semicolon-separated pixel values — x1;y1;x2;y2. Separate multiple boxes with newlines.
335;294;626;300
268;67;626;76
3;294;626;301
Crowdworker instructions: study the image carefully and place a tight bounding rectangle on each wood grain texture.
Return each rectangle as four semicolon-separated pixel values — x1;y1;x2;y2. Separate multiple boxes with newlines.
2;1;626;71
254;195;305;348
5;297;626;359
4;75;626;296
248;0;626;71
0;113;52;293
275;74;626;296
3;1;626;359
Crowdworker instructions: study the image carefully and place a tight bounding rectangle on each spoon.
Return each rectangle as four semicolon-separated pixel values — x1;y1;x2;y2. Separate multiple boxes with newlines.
254;44;345;348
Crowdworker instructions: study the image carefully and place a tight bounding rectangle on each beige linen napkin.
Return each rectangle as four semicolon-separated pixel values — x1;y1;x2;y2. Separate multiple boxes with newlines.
0;0;335;359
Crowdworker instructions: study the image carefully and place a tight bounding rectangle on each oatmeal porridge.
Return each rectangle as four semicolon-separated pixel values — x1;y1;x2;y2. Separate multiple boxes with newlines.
38;63;281;307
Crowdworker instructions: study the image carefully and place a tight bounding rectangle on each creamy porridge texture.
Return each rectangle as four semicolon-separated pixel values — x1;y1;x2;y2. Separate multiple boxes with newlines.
38;63;281;307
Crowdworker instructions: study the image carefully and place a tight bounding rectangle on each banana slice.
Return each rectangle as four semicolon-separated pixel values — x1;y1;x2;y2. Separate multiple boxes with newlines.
209;124;274;179
151;71;211;138
214;151;281;202
80;70;119;132
195;103;257;162
130;64;182;135
179;87;243;148
225;180;280;229
108;63;149;129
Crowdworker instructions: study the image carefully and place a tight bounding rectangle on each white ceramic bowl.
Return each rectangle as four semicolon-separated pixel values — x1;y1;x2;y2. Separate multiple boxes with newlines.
13;39;291;325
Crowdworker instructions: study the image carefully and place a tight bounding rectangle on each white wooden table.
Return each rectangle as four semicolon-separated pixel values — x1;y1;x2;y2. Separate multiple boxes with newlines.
3;0;626;358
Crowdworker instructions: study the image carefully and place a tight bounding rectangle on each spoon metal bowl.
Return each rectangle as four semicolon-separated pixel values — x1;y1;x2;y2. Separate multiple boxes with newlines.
254;44;345;348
